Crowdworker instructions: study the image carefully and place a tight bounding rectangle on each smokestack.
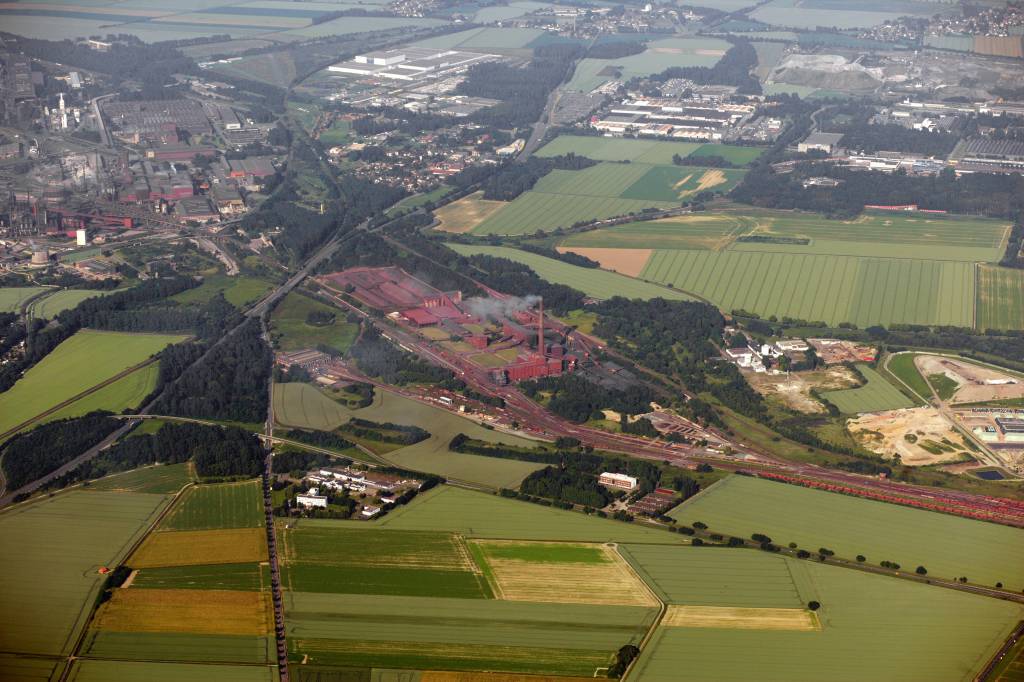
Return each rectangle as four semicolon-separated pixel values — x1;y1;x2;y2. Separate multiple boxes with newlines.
538;297;544;358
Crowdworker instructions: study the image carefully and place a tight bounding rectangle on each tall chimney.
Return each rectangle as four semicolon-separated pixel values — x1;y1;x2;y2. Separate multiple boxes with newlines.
538;297;544;357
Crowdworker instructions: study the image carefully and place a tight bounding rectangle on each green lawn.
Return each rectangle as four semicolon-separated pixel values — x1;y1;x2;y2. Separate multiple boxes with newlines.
670;476;1024;590
630;546;1023;682
820;364;915;413
0;286;47;312
478;541;607;564
448;244;692;301
270;291;357;354
159;480;264;531
0;330;188;438
0;491;170;656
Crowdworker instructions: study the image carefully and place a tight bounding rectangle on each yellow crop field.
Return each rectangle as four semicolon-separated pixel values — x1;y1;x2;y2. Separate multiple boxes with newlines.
474;541;657;607
661;605;820;631
93;588;271;635
421;673;590;682
130;528;268;568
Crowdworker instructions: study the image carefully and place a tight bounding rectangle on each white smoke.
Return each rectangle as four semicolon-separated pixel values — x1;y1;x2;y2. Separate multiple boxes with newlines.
463;295;540;321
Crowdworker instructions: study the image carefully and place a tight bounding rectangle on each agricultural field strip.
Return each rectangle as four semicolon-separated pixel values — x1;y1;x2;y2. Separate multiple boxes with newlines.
669;476;1024;590
470;193;677;236
978;266;1024;332
661;605;820;631
284;591;657;650
159;480;264;531
92;588;272;636
130;527;269;568
80;630;272;666
272;381;353;431
471;540;659;607
66;660;276;682
282;526;478;572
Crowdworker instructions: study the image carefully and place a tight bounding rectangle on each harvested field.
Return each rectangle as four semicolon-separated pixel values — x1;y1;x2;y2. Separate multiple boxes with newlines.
915;354;1024;404
160;480;263;530
93;588;271;636
661;605;819;631
435;192;507;233
555;246;651;277
473;540;657;606
130;528;268;568
848;407;970;466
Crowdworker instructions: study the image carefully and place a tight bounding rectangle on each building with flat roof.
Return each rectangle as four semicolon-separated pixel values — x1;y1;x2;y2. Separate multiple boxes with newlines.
329;48;498;83
798;132;845;154
599;472;639;490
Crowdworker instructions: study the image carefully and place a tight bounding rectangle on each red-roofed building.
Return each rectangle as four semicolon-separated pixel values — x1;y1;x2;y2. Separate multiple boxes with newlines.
402;308;439;327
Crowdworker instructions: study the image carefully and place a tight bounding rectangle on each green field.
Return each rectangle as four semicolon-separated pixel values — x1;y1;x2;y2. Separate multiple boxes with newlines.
272;382;354;431
535;137;763;166
270;291;358;353
629;545;1023;682
448;244;692;301
66;660;275;682
0;330;187;437
885;352;931;401
171;275;274;308
820;364;915;413
535;136;703;163
623;545;807;607
619;165;746;201
329;485;680;543
566;37;730;91
160;480;263;530
89;463;193;495
281;526;491;598
562;214;749;250
79;631;272;665
348;390;544;489
470;191;676;235
0;286;47;312
979;265;1024;331
670;476;1024;590
0;491;170;656
31;289;119;319
133;563;264;591
285;591;656;675
42;364;160;425
640;249;976;327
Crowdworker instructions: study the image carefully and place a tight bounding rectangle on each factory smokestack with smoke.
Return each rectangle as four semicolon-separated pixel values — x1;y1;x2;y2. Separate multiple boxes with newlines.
463;295;541;321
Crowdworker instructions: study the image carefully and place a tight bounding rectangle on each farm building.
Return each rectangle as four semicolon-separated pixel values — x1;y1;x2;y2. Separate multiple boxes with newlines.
599;472;639;490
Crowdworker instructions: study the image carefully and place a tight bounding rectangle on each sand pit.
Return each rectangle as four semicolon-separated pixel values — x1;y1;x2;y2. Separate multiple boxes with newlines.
556;246;653;277
848;407;973;466
662;605;820;631
748;366;859;414
434;193;507;233
914;355;1024;404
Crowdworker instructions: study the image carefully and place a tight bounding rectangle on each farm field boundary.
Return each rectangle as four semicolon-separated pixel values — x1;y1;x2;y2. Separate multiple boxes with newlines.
661;605;820;631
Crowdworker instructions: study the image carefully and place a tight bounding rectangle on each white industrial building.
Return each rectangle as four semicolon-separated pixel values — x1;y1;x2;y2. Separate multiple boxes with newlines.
599;472;639;490
329;48;497;82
